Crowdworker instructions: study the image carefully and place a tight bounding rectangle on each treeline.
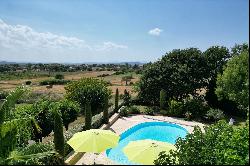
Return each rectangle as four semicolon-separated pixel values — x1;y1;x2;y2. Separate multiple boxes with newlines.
0;62;143;73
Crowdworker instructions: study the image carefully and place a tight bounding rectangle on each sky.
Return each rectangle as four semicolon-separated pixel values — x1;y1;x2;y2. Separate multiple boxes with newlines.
0;0;249;63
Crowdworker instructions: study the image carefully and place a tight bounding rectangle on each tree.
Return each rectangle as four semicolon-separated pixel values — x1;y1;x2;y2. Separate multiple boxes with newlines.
123;89;131;106
53;109;64;157
160;89;167;110
231;43;249;56
65;78;111;116
57;99;80;130
203;46;231;107
84;102;92;130
115;88;119;112
154;120;249;165
103;96;109;124
137;48;208;104
215;51;249;113
122;75;132;86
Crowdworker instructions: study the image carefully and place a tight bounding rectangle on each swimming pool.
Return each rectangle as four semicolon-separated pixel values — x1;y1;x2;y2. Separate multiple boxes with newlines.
106;121;188;165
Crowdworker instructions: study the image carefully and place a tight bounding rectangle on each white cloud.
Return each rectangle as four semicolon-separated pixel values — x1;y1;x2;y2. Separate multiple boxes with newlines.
96;41;128;51
0;19;91;49
148;28;163;36
0;19;129;62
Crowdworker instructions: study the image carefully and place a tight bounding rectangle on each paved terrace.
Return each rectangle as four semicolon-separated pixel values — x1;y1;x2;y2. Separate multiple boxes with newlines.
75;115;205;165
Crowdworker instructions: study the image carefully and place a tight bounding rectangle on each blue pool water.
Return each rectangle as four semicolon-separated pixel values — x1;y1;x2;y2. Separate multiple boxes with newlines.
106;122;188;165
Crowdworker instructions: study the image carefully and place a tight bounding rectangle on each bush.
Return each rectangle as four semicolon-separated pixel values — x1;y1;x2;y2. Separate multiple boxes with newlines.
183;97;209;120
167;99;185;117
127;106;140;114
154;120;249;165
205;108;225;122
39;79;71;86
55;74;64;80
25;80;32;85
144;107;155;115
119;106;129;117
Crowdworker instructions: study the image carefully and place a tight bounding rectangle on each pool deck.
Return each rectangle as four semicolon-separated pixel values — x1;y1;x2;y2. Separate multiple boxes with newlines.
75;115;205;165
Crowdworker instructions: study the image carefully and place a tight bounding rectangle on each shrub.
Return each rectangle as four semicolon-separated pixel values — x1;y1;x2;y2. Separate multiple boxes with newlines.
183;97;209;119
205;108;225;122
154;120;249;165
184;111;192;121
25;80;32;85
119;106;129;117
127;106;140;114
167;99;185;117
144;107;155;115
103;97;109;124
55;74;64;80
39;79;70;86
122;89;131;106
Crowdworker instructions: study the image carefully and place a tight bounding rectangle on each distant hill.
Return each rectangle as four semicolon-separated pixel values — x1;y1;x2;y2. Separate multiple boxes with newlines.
0;61;18;64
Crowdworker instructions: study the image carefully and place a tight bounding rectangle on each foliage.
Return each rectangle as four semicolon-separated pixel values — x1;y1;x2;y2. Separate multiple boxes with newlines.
54;74;64;80
137;48;208;104
65;78;111;115
167;99;185;117
205;108;225;122
32;100;55;142
160;89;167;110
115;88;119;113
127;106;140;114
183;97;209;120
231;43;249;56
103;96;109;124
85;102;92;130
154;120;249;165
0;87;42;164
0;90;8;100
119;106;129;117
39;79;71;86
56;99;80;130
216;51;249;113
53;109;65;157
144;107;155;115
122;89;131;106
7;143;64;165
25;80;32;85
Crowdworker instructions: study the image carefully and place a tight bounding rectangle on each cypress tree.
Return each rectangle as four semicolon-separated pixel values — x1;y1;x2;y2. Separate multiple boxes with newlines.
160;89;167;110
53;109;64;157
85;102;92;130
115;88;119;112
103;96;109;124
